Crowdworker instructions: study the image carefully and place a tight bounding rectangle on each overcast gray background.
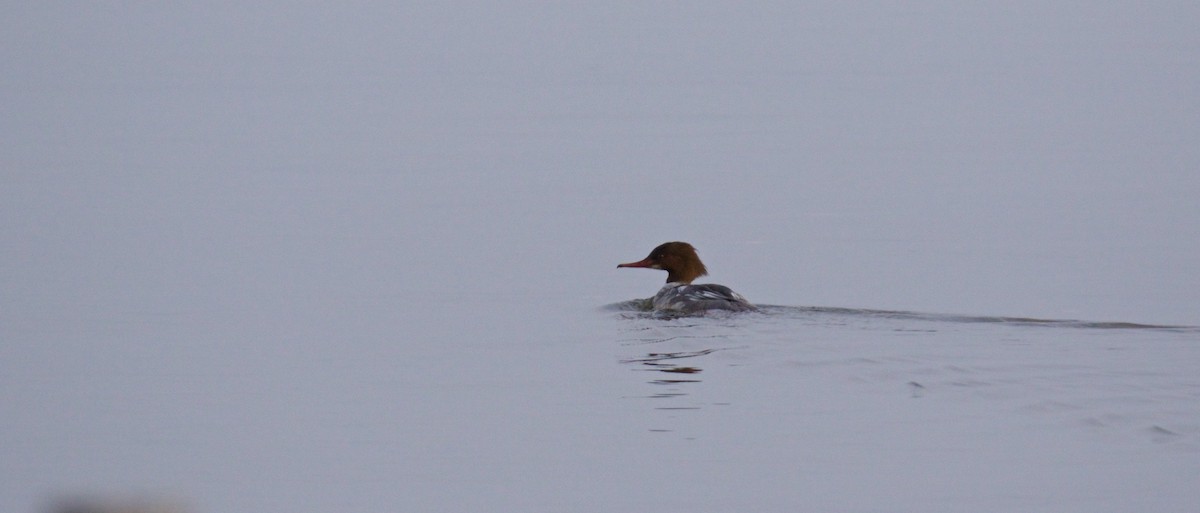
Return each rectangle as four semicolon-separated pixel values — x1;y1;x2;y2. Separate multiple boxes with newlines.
5;2;1199;325
3;3;1199;512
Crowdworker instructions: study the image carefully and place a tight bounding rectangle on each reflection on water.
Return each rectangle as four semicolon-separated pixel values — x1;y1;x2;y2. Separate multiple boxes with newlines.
620;351;714;407
610;300;1200;439
614;305;756;421
620;349;720;364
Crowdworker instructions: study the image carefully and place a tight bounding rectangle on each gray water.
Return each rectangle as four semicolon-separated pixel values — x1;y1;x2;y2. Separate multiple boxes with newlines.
3;3;1199;512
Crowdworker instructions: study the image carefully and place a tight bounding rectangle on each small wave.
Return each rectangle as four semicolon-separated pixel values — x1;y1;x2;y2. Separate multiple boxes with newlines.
606;299;1198;332
757;305;1200;332
603;298;761;319
602;298;652;312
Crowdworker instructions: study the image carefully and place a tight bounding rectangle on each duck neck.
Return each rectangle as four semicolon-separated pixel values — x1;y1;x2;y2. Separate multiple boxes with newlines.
665;265;705;284
665;271;692;284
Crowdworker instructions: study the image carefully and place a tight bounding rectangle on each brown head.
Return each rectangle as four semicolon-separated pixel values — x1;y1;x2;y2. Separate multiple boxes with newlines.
617;241;709;284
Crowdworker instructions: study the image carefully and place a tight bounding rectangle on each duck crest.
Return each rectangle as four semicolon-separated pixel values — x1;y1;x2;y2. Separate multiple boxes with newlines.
652;242;708;284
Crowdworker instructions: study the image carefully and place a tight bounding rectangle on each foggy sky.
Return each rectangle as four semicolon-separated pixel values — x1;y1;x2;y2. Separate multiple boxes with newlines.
5;3;1198;325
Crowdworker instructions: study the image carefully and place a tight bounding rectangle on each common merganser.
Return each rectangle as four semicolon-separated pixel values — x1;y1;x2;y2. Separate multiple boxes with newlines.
617;241;756;314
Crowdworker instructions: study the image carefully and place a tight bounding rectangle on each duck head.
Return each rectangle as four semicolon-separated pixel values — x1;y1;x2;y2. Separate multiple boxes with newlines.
617;241;709;284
